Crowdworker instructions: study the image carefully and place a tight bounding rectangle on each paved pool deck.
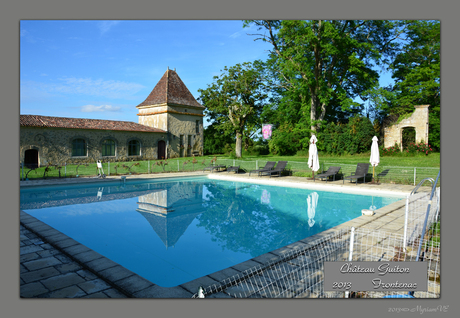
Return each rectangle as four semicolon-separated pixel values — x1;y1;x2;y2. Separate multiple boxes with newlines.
20;171;432;298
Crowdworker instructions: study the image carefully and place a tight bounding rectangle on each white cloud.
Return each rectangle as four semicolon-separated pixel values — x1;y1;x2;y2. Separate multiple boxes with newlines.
59;77;144;98
80;105;122;113
229;32;241;39
21;77;145;101
97;21;121;35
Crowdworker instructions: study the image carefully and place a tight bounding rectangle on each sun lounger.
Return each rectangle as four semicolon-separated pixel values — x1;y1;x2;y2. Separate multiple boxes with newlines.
203;164;226;172
249;161;276;176
259;161;288;178
226;166;240;173
315;166;341;182
343;163;370;184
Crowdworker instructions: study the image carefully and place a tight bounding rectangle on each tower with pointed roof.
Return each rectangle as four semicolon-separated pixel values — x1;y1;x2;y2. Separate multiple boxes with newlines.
136;68;205;158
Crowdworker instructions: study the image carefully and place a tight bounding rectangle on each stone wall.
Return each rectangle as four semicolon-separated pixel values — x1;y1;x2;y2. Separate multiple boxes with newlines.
167;112;204;158
138;105;204;158
384;105;430;150
20;127;166;166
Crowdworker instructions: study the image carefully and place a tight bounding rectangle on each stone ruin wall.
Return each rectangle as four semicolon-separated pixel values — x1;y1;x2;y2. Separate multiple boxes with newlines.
384;105;430;151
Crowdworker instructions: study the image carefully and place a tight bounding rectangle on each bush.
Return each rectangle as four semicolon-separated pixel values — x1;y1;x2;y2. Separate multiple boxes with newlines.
295;149;309;157
404;141;434;155
381;141;434;156
244;144;270;156
381;143;400;156
318;115;376;155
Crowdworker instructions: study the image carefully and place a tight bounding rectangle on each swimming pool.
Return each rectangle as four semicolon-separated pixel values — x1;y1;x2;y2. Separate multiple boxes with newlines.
20;176;403;287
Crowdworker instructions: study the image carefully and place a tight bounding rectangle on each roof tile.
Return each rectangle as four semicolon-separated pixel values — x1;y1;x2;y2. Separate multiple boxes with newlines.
137;69;204;108
20;115;166;133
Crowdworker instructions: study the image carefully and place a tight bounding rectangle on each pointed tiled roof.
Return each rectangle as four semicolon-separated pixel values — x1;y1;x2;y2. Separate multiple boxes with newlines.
137;69;204;108
20;114;166;133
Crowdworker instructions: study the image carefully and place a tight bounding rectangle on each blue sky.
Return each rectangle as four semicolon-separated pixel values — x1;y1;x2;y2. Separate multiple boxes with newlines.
20;20;394;125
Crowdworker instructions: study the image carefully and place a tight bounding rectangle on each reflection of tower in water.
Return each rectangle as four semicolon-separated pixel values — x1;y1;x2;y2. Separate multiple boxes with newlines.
136;182;204;249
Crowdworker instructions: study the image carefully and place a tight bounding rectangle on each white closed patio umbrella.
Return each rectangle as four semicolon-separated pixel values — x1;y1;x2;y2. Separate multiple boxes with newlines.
308;134;320;181
370;136;380;183
307;192;318;227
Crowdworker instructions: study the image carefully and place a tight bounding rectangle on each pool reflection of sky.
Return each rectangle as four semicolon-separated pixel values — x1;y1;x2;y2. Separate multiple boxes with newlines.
21;177;402;287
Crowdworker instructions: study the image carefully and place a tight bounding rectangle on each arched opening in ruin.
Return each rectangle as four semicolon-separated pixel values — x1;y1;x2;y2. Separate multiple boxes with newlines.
401;127;416;151
384;105;430;151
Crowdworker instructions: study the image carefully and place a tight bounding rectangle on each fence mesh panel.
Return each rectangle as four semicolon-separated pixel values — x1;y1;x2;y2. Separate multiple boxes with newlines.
21;158;439;185
192;225;440;299
404;190;440;248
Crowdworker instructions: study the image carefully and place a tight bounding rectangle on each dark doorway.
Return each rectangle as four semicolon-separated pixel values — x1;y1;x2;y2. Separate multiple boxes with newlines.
402;127;416;151
158;140;166;159
24;149;39;168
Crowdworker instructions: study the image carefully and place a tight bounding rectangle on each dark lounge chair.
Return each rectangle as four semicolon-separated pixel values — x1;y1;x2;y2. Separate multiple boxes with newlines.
203;164;226;173
315;166;341;182
343;163;370;184
226;166;240;173
249;161;276;176
260;161;288;178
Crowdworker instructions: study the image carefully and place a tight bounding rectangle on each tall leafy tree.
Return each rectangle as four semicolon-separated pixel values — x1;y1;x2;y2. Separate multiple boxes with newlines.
389;20;440;149
243;20;403;133
203;123;235;155
198;61;269;158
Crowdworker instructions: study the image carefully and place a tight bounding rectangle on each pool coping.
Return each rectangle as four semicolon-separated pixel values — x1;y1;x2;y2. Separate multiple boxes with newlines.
20;172;421;298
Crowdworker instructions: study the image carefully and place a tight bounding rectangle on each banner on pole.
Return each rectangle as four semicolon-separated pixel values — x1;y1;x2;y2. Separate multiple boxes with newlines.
262;124;272;140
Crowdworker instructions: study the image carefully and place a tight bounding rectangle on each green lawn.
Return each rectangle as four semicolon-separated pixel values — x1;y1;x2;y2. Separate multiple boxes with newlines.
20;152;440;185
222;151;440;167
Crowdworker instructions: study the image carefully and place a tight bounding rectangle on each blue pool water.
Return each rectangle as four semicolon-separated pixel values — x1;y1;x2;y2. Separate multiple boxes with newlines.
20;177;403;287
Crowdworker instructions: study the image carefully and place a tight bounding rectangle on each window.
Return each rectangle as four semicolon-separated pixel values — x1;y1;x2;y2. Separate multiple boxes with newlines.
102;139;115;157
72;138;87;157
196;120;200;134
128;140;140;156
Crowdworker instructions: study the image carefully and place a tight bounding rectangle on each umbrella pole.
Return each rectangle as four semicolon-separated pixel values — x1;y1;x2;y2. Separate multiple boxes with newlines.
370;165;379;184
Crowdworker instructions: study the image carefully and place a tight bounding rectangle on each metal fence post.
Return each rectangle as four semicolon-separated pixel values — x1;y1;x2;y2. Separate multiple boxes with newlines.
64;162;66;178
22;162;24;181
345;227;356;298
148;160;150;174
414;168;416;185
178;160;179;172
108;162;110;176
403;195;409;251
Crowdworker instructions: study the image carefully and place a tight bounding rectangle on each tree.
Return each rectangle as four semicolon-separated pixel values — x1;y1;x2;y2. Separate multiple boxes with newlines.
389;20;440;150
243;20;403;132
203;123;235;155
198;61;269;158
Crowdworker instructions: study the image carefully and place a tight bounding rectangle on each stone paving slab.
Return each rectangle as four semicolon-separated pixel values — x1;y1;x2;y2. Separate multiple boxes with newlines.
98;265;136;282
20;172;431;298
78;278;112;294
20;282;49;298
41;272;86;291
19;223;131;298
23;256;62;271
179;275;220;295
114;274;154;295
132;285;193;298
21;267;62;284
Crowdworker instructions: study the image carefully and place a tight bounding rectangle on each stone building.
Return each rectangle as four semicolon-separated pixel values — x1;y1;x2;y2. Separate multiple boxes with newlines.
383;105;429;150
20;69;205;167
